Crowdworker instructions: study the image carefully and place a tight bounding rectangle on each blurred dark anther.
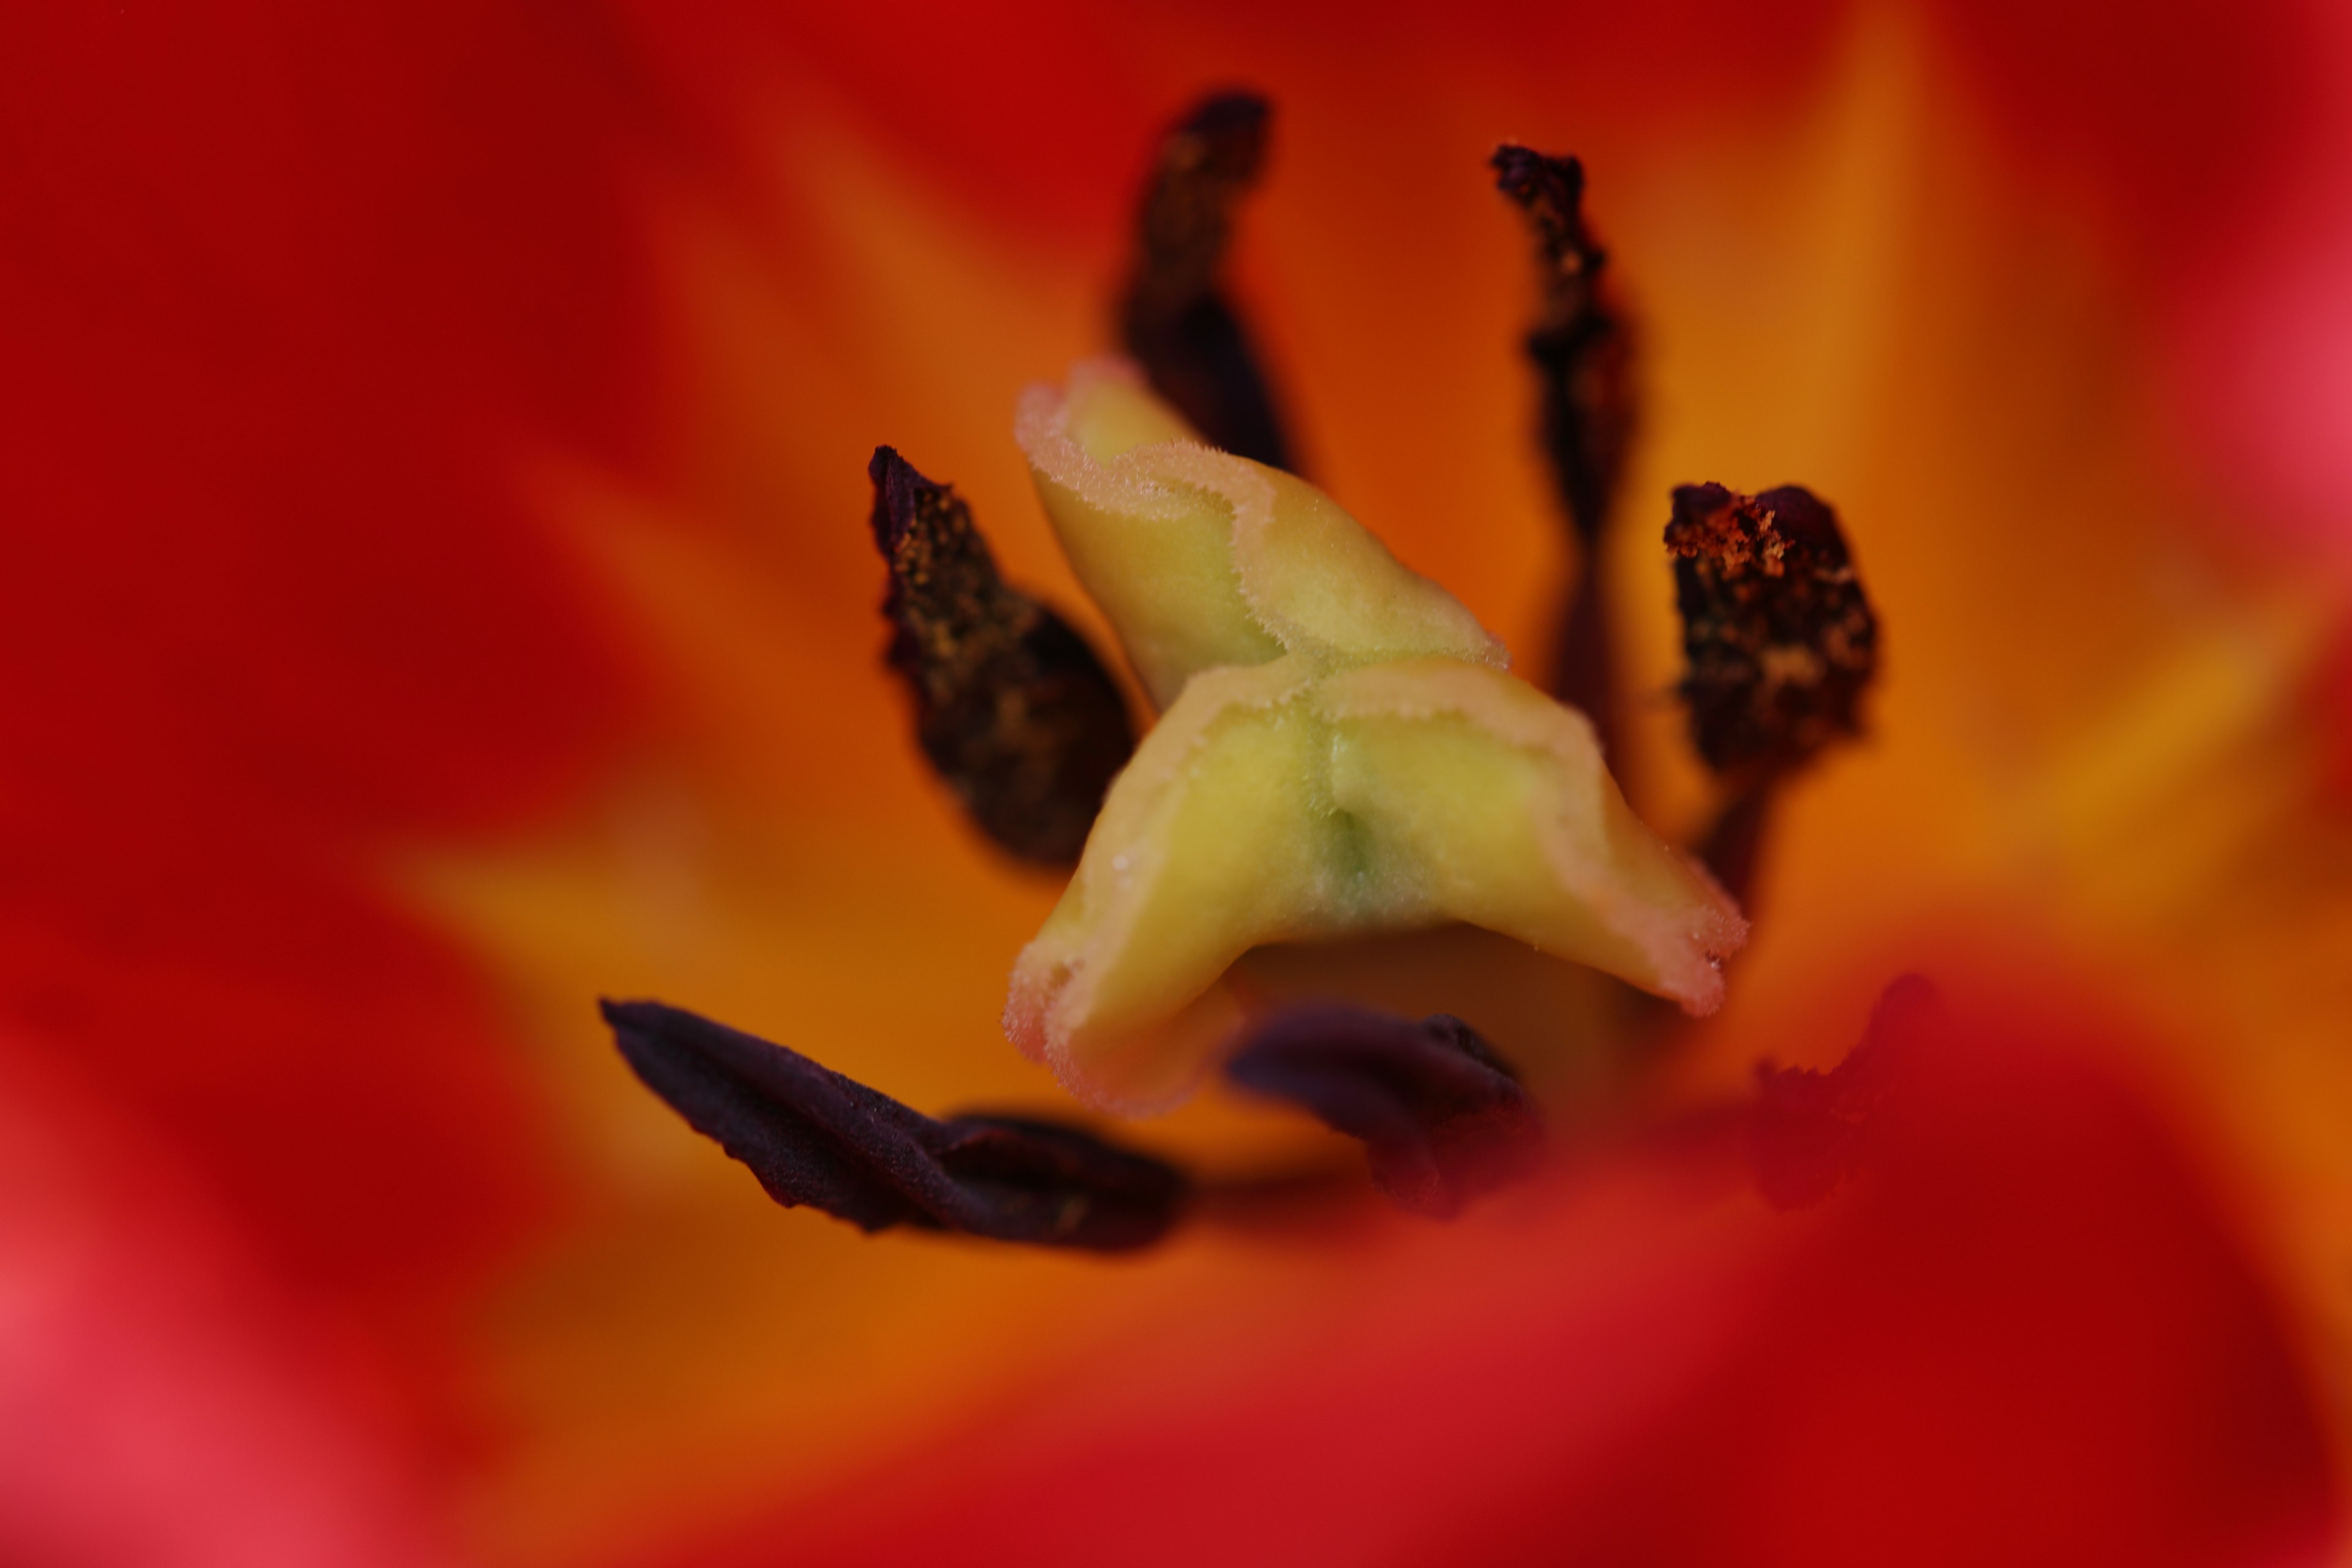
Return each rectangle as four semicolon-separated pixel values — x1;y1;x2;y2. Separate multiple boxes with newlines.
1667;481;1879;901
1750;973;1937;1208
1491;146;1631;546
1120;90;1294;469
1667;483;1877;778
1224;1005;1544;1218
1492;145;1636;750
869;447;1135;867
603;1000;1188;1250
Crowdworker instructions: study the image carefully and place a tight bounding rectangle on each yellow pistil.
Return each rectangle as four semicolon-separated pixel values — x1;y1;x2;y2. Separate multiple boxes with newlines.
1005;361;1747;1110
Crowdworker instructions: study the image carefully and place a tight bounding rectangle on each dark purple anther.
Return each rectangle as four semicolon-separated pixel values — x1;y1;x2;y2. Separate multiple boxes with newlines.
604;1000;1188;1251
1224;1005;1544;1218
1750;974;1937;1208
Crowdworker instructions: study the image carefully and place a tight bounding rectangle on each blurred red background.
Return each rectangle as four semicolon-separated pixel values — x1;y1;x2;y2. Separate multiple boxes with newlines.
4;1;2350;1562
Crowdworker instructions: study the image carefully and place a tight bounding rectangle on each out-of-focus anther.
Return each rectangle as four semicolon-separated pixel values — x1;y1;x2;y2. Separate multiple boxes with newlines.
603;1000;1188;1250
869;447;1135;867
1224;1004;1544;1218
1749;974;1938;1208
1120;90;1295;470
1666;481;1879;902
1492;145;1636;750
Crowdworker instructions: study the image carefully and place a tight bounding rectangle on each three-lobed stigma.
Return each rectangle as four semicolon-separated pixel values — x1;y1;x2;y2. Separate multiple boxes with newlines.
1003;364;1747;1112
616;100;1887;1244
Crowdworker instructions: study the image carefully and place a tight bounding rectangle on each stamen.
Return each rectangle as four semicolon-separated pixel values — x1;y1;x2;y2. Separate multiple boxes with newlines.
1667;483;1877;777
1490;147;1630;545
1120;91;1294;470
602;1000;1188;1250
1491;146;1635;749
1666;482;1879;897
1749;974;1937;1208
869;447;1135;867
1224;1005;1543;1218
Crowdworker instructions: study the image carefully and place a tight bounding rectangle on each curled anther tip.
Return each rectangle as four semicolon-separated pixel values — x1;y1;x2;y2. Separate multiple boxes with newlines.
1490;145;1600;270
1224;1004;1544;1219
1490;140;1629;533
1667;482;1879;784
867;446;1134;867
865;443;927;554
1492;141;1634;755
601;998;1189;1252
1491;145;1613;334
